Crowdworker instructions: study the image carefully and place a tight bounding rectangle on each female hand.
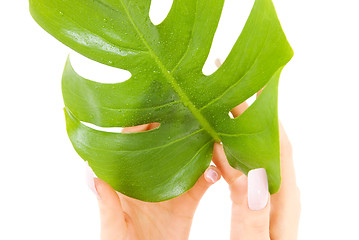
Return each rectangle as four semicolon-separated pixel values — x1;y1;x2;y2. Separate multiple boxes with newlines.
212;102;301;240
86;123;222;240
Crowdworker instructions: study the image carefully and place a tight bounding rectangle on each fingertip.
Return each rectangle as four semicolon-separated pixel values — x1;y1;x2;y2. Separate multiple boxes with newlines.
212;143;244;184
257;88;263;97
93;177;106;199
248;168;269;211
184;166;221;201
85;162;119;202
121;124;150;133
85;161;101;200
204;166;221;184
95;181;127;239
94;177;122;203
147;122;160;130
212;142;226;165
229;170;270;212
231;102;249;118
230;171;271;239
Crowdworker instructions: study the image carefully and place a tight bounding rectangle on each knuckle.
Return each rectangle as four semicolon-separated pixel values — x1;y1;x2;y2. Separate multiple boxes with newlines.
243;216;269;233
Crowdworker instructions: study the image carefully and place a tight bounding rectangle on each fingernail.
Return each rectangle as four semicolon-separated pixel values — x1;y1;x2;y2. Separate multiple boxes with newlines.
248;168;269;211
205;169;219;183
85;161;101;199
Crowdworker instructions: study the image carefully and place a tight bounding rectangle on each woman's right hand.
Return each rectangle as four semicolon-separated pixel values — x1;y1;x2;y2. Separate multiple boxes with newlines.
212;103;301;240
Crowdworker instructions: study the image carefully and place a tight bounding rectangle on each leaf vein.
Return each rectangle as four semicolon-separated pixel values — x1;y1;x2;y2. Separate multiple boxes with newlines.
225;147;254;171
79;128;205;153
170;0;199;73
64;2;148;53
101;100;181;112
118;0;220;142
218;129;266;137
199;29;270;111
153;139;213;187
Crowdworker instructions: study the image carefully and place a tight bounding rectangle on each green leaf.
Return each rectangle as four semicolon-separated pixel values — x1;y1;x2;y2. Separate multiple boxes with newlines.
29;0;293;202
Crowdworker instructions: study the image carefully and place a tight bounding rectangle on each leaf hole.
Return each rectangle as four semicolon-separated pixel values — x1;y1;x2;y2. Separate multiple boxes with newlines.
246;93;257;107
81;122;160;133
229;92;257;119
121;123;161;133
149;0;173;25
202;0;255;75
228;111;235;119
69;51;131;84
81;121;124;133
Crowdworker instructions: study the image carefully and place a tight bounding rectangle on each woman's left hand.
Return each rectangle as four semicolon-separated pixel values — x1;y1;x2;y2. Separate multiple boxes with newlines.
87;123;221;240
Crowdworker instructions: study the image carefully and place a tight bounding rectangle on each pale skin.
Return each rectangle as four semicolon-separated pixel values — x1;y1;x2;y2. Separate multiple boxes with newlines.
91;61;301;239
94;123;222;240
214;102;301;240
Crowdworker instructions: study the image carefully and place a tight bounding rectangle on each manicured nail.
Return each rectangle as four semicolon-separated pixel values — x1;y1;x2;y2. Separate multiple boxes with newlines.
85;161;101;199
248;168;269;211
205;169;219;183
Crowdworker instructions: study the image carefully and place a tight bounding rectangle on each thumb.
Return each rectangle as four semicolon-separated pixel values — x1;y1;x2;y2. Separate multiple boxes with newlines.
230;168;271;240
85;162;128;240
184;165;221;202
172;165;221;218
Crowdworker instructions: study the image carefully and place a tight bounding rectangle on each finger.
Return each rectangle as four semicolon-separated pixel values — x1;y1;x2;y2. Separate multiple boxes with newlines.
256;88;264;97
95;178;130;240
121;124;150;133
212;143;243;184
230;102;249;118
85;163;128;239
215;96;249;181
230;169;270;240
172;166;221;217
253;82;300;237
121;122;159;133
148;122;160;130
269;123;301;240
183;165;221;203
278;122;297;190
214;57;248;181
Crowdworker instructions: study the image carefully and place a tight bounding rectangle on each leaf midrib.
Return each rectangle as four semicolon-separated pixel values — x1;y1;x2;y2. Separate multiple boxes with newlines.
119;0;220;142
79;127;206;153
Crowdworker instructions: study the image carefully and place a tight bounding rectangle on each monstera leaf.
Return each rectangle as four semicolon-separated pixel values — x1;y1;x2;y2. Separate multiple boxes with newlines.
30;0;293;202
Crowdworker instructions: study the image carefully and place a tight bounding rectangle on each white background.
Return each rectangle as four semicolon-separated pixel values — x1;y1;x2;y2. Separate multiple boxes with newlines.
1;0;359;239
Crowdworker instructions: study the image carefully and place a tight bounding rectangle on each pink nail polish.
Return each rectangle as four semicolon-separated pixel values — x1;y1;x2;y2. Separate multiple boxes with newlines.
248;168;269;210
85;162;101;199
205;169;219;183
